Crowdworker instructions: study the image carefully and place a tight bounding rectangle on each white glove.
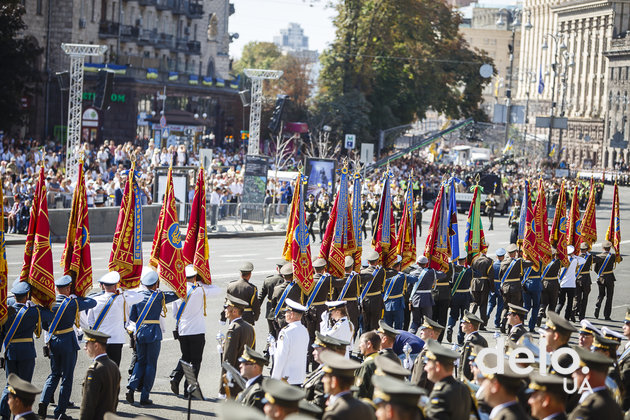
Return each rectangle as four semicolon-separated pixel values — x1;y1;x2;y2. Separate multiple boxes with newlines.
25;300;35;308
217;344;223;355
70;294;78;299
219;320;226;326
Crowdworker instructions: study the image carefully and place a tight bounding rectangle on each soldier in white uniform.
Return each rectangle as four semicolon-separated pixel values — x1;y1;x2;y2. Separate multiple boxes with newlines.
169;265;220;396
83;271;142;367
271;299;309;385
320;301;353;354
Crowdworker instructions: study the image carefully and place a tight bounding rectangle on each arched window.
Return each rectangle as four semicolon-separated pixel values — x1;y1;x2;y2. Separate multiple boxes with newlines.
207;59;215;78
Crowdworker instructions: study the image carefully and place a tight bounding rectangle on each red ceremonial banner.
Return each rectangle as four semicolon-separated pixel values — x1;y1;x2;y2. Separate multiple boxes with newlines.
396;182;416;271
183;167;212;284
290;174;315;294
282;175;301;263
20;167;55;308
372;173;398;268
522;180;539;271
61;162;93;297
606;182;621;263
550;181;569;267
0;185;7;325
579;179;597;247
567;185;581;249
424;184;450;272
533;179;552;269
149;167;187;298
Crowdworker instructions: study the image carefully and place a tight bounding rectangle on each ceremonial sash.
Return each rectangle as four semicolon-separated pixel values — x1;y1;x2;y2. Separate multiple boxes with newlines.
500;260;518;284
274;283;294;318
360;266;382;302
597;253;613;277
306;275;329;310
410;269;428;296
92;293;119;331
619;345;630;363
2;306;28;350
383;273;403;301
541;260;556;280
338;272;357;301
575;254;590;278
521;267;533;285
175;285;198;329
46;297;73;343
450;269;467;297
136;291;160;328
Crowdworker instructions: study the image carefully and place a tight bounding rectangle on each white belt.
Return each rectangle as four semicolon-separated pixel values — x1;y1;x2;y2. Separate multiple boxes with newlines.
416;290;432;294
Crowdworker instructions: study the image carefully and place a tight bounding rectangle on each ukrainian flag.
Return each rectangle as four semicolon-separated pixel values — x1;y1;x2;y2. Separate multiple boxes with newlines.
202;76;213;86
168;72;179;81
189;74;199;85
230;75;240;89
549;144;557;157
106;64;127;74
84;63;105;72
147;68;158;79
503;138;514;155
215;78;225;87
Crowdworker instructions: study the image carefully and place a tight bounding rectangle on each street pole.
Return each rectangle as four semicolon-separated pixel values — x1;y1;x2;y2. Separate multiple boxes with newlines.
504;26;516;143
547;63;557;158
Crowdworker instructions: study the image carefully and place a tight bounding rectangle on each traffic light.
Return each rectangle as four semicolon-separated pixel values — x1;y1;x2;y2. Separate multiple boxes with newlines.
268;94;289;134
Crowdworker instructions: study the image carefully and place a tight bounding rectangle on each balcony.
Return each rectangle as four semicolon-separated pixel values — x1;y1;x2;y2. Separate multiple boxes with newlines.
99;21;140;41
156;0;174;10
187;2;203;19
171;0;203;18
138;28;158;45
139;0;157;6
156;33;174;49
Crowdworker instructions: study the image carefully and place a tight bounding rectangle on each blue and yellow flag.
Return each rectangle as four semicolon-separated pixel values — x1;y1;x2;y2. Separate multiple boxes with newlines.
147;68;158;79
549;144;557;157
351;172;362;272
189;74;199;85
168;72;179;81
202;77;213;86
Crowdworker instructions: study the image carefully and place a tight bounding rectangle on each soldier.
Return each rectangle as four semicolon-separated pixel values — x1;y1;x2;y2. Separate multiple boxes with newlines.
577;319;599;349
505;304;528;351
235;346;268;411
270;264;303;335
470;251;494;329
458;311;487;381
219;295;256;399
594;240;619;321
305;194;317;242
508;199;521;244
592;334;624;403
568;347;624;420
0;281;52;420
499;244;533;333
376;320;402;364
522;260;542;333
360;249;386;332
261;378;305;420
383;255;407;329
169;266;215;396
227;262;261;325
272;299;310;385
39;275;97;420
556;245;585;321
527;373;570;420
432;258;453;342
485;193;497;231
414;194;425;239
479;353;529;419
79;329;121;420
303;332;348;410
446;255;472;345
487;248;506;329
5;373;40;420
84;271;142;367
392;194;403;229
354;331;381;399
538;248;562;327
408;256;444;334
541;311;577;374
125;270;179;406
361;194;370;240
369;195;379;238
320;301;353;349
410;318;444;391
305;258;334;356
317;194;331;243
332;256;360;336
423;339;473;420
259;260;286;338
320;350;375;420
573;242;593;321
371;375;424;420
374;355;411;381
619;309;630;411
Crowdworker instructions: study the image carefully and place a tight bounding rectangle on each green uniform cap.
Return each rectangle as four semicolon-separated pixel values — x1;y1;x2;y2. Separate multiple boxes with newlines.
261;378;305;408
544;311;577;334
83;328;110;344
7;373;41;401
371;375;424;408
377;320;399;337
574;345;614;372
374;355;411;380
238;345;269;366
319;349;361;377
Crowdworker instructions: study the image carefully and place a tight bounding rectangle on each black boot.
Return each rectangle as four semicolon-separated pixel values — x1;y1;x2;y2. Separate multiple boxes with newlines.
38;402;47;419
446;328;453;343
594;307;600;319
126;389;135;404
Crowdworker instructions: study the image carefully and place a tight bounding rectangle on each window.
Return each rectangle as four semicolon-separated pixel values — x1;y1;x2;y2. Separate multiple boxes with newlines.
37;0;43;15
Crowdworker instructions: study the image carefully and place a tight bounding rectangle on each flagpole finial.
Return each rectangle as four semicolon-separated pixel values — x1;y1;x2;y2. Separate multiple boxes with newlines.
130;151;137;163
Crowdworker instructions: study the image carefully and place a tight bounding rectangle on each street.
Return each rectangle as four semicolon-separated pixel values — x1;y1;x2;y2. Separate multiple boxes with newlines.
6;184;629;419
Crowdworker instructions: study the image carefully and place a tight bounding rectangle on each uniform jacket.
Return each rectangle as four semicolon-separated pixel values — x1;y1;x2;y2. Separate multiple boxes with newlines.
471;254;494;292
128;290;178;344
85;289;142;344
303;367;327;409
360;265;385;296
354;352;378;399
332;272;360;301
500;258;534;282
542;259;561;281
44;295;97;352
271;321;309;384
222;318;256;369
383;270;406;312
568;388;624;420
227;278;261;322
618;343;630;410
576;253;593;284
593;252;617;282
323;392;376;420
259;273;284;316
490;401;530;420
79;354;121;420
459;331;488;380
269;281;303;319
236;374;265;411
409;267;442;307
425;375;473;420
0;301;52;361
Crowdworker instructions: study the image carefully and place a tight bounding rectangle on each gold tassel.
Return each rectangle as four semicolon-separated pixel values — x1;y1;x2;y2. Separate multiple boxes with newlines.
35;307;42;338
161;295;167;317
74;303;80;328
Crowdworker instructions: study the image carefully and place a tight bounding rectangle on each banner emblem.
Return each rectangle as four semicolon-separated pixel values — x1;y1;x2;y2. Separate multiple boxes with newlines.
559;217;567;234
168;223;183;249
81;226;89;248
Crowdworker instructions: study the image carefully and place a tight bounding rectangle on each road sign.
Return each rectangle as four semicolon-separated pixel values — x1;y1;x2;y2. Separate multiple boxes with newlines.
162;127;169;138
360;143;374;164
492;104;525;124
160;115;167;128
345;134;356;149
535;116;568;129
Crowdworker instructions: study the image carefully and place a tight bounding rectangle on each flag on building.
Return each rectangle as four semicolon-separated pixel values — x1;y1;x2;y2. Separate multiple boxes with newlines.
183;167;212;284
447;178;462;260
567;185;581;248
351;172;363;272
578;178;597;247
215;78;225;87
20;167;55;307
517;181;530;246
202;77;213;86
605;180;621;263
188;74;199;85
395;179;416;270
538;64;545;94
0;184;7;324
61;162;93;297
464;183;488;265
287;174;315;294
424;183;450;272
372;170;398;267
550;181;569;267
230;75;240;89
147;68;158;79
149;166;187;299
109;162;144;289
319;165;356;278
168;72;179;81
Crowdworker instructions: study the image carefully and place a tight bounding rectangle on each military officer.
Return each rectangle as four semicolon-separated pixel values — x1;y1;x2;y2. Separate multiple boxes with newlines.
261;377;305;420
423;339;473;420
487;248;506;329
479;353;529;420
433;259;453;342
527;373;570;420
381;255;406;330
270;264;303;335
458;311;487;381
541;311;577;374
80;329;121;420
505;304;528;351
39;275;97;420
408;255;444;334
170;265;216;396
303;332;348;410
446;255;472;345
373;355;411;381
84;271;142;366
573;242;593;321
0;281;52;420
219;295;256;398
320;301;353;350
305;194;317;242
376;320;401;364
577;319;599;349
485;193;497;230
410;318;444;391
360;249;386;332
227;262;261;325
6;373;41;420
594;240;619;321
371;375;424;420
522;261;542;332
499;244;533;333
236;346;268;411
538;248;562;327
508;199;520;244
305;258;334;352
272;299;309;385
319;350;376;420
317;194;331;242
470;251;494;329
568;347;624;420
332;256;360;335
259;260;286;338
619;308;630;411
354;331;381;399
125;269;179;406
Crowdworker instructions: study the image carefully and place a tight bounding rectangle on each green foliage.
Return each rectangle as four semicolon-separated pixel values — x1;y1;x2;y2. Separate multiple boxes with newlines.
313;0;492;142
232;42;282;75
0;0;42;131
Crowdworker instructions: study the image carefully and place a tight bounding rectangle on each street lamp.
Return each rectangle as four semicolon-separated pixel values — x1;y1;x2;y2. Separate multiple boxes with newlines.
497;8;532;144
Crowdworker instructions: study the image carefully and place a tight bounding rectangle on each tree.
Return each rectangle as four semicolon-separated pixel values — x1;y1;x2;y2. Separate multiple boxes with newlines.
232;42;282;75
0;0;42;131
314;0;492;144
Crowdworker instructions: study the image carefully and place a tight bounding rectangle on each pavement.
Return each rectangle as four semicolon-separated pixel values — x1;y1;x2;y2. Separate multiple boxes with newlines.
4;185;630;419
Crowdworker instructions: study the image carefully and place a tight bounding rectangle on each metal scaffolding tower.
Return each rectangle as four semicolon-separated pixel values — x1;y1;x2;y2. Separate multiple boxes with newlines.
243;69;283;155
61;43;107;181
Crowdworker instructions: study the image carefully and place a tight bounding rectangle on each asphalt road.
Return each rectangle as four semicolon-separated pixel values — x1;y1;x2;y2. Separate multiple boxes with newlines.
5;185;629;419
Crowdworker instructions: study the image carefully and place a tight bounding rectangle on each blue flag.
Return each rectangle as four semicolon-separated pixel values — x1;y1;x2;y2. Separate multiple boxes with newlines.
447;178;463;260
538;65;545;94
517;181;529;243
